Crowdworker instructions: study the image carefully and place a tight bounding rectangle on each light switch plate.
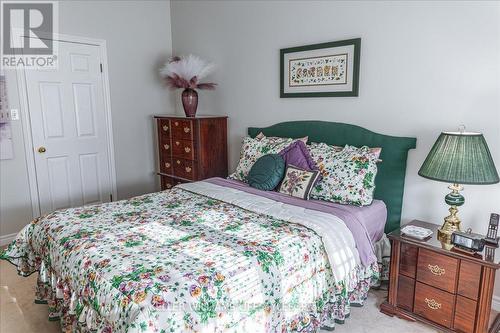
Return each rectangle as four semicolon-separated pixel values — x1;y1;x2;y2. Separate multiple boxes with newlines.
10;109;19;120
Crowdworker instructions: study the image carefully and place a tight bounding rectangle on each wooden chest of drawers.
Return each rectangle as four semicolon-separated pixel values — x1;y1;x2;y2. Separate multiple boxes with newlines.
381;220;500;333
154;115;228;190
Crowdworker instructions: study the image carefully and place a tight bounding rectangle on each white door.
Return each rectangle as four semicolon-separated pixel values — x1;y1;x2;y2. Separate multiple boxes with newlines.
25;39;113;215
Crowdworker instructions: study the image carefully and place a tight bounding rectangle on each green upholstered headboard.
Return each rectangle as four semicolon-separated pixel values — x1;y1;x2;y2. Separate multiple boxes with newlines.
248;121;416;233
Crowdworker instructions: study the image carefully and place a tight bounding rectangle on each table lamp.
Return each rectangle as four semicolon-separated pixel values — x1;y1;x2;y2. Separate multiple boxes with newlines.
418;130;499;244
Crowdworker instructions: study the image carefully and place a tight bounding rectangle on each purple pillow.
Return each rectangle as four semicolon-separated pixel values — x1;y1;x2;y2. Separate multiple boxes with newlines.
279;141;318;172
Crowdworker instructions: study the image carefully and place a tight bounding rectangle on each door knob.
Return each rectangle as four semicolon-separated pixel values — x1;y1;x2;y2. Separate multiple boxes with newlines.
38;147;46;153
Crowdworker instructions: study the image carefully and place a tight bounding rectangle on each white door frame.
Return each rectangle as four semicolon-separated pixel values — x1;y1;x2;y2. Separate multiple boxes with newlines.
16;33;117;218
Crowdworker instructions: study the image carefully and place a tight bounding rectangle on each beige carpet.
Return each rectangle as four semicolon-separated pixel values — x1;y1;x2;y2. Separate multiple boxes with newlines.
0;260;441;333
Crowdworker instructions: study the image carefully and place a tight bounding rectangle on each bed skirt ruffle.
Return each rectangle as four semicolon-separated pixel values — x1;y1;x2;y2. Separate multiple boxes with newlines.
2;227;382;333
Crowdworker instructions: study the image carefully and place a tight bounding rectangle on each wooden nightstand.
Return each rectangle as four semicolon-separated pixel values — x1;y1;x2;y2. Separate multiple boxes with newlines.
381;220;500;333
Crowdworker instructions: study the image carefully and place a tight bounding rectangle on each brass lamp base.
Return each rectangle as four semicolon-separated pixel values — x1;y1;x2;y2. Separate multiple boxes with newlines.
437;184;464;244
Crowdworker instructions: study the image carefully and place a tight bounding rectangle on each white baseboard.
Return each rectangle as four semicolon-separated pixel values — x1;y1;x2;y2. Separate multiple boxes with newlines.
0;233;16;247
493;296;500;311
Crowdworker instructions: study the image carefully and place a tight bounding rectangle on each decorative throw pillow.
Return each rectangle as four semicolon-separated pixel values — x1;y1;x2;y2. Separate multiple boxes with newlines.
278;140;318;172
228;136;296;182
279;165;320;200
247;154;285;191
308;143;379;206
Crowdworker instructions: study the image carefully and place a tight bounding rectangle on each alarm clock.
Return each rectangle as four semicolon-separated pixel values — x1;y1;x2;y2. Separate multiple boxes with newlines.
451;229;486;253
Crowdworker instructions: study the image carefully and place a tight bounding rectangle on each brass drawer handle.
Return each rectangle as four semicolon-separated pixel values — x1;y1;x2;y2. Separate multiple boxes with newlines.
185;166;192;173
427;264;445;276
424;298;441;310
174;121;179;126
165;183;172;189
162;125;169;132
165;162;171;168
184;126;190;133
184;146;191;153
176;160;181;164
163;144;170;150
175;141;180;146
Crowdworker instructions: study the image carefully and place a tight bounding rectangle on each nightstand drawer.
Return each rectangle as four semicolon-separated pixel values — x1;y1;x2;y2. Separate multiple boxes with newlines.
400;243;418;278
453;295;477;333
417;248;458;293
458;260;481;300
414;282;455;328
397;275;415;311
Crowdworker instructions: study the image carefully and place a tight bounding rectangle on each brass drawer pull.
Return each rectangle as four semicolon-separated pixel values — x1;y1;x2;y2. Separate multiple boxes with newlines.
165;183;172;189
175;141;180;146
424;298;441;310
427;264;445;276
165;162;171;168
164;144;170;150
174;121;179;126
162;125;168;132
185;166;192;173
176;160;181;164
184;126;190;133
184;146;191;153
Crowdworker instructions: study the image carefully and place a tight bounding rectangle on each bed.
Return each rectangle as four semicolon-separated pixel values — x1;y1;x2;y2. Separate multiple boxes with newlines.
1;121;416;333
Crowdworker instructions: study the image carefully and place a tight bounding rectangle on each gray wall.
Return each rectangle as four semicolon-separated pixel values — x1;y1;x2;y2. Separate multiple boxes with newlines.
171;0;500;233
170;0;500;297
0;0;173;236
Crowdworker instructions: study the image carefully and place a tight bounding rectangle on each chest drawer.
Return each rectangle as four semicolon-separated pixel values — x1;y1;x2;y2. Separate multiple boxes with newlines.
417;248;458;293
171;119;194;141
173;158;197;180
160;176;187;191
172;139;196;160
159;139;172;156
414;282;455;328
158;119;171;137
160;157;173;175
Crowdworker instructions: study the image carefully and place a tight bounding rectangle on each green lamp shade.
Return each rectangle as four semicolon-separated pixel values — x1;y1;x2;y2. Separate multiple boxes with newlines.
418;132;499;185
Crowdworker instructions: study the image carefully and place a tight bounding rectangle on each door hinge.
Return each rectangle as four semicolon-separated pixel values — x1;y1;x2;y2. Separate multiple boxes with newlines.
109;193;113;202
100;63;103;73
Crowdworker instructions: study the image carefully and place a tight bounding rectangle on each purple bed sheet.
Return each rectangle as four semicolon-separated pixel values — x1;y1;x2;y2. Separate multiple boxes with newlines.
204;177;387;266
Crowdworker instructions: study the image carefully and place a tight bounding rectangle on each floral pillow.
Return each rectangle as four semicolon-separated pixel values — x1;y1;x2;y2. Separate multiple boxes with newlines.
308;143;379;206
228;136;296;182
278;165;320;200
256;132;308;144
331;145;383;162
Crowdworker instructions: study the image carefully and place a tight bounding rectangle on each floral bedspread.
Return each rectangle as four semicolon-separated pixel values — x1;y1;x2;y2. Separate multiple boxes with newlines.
2;183;379;333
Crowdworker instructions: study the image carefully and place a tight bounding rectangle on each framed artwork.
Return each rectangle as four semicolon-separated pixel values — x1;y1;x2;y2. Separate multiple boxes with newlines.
280;38;361;98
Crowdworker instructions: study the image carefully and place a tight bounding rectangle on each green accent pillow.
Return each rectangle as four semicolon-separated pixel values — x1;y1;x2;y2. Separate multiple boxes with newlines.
247;154;285;191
